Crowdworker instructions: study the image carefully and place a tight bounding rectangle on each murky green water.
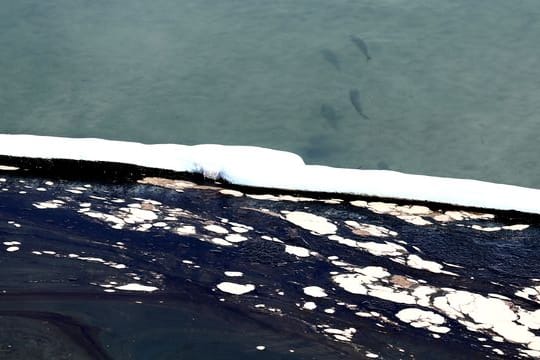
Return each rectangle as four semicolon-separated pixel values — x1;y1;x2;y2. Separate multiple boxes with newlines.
1;0;539;188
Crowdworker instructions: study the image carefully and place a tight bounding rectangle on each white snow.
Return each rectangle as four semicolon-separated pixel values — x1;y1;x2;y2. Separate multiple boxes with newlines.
1;134;539;214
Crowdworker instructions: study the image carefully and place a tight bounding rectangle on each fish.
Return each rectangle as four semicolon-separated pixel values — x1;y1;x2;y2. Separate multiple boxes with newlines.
350;35;371;61
320;49;341;71
320;104;340;129
349;89;369;119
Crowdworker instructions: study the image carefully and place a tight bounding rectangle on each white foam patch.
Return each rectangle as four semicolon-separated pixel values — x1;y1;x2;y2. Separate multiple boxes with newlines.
1;134;539;214
216;282;255;295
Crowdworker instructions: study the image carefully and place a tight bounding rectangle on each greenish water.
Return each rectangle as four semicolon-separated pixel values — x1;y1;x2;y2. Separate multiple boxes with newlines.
1;0;540;188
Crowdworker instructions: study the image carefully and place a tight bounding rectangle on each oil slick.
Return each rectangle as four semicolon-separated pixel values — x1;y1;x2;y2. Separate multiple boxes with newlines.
349;89;369;119
350;35;371;61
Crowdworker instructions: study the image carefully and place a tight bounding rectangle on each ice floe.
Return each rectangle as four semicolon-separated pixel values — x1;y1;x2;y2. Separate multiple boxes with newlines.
303;286;328;298
115;283;158;292
216;282;255;295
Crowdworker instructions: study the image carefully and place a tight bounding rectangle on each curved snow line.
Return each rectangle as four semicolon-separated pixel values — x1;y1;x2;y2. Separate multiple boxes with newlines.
1;134;539;214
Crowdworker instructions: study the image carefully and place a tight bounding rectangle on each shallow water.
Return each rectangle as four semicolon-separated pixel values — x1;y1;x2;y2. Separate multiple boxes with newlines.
1;0;540;187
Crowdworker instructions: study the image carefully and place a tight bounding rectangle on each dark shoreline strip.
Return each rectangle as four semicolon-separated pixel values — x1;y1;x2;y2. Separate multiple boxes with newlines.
0;155;537;222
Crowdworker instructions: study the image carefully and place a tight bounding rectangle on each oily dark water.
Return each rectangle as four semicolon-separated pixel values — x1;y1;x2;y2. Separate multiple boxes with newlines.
0;161;539;359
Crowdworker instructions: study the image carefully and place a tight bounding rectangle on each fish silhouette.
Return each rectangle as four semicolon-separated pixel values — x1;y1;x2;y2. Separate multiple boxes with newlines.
349;89;369;119
350;35;371;61
320;104;341;129
320;49;341;71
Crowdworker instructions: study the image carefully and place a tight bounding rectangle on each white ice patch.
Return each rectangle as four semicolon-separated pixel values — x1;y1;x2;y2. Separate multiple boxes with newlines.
231;226;249;233
33;200;63;209
471;225;502;232
323;327;356;342
345;220;398;237
283;211;337;235
396;308;450;334
125;207;158;222
224;271;243;277
516;285;540;304
211;238;233;246
219;189;243;197
204;224;229;234
502;224;529;231
224;233;247;243
407;254;457;276
327;235;407;257
0;165;18;170
302;302;317;310
115;283;158;292
216;282;255;295
3;241;21;246
433;290;540;350
303;286;328;298
176;225;197;235
285;245;310;257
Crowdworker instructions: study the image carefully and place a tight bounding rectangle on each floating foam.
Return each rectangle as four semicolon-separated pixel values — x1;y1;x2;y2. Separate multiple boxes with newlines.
1;134;539;214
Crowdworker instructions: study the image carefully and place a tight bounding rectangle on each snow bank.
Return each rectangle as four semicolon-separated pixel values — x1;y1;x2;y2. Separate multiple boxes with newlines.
1;134;539;214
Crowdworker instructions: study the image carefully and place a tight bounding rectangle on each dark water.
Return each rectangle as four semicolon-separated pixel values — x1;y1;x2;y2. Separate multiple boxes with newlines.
1;162;539;359
1;1;540;187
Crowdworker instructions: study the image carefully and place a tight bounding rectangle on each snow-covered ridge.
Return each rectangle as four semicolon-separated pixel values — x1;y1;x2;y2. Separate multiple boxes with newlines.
1;134;539;215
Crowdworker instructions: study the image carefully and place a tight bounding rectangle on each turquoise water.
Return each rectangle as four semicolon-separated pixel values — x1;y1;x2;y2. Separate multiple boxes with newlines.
1;0;540;187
